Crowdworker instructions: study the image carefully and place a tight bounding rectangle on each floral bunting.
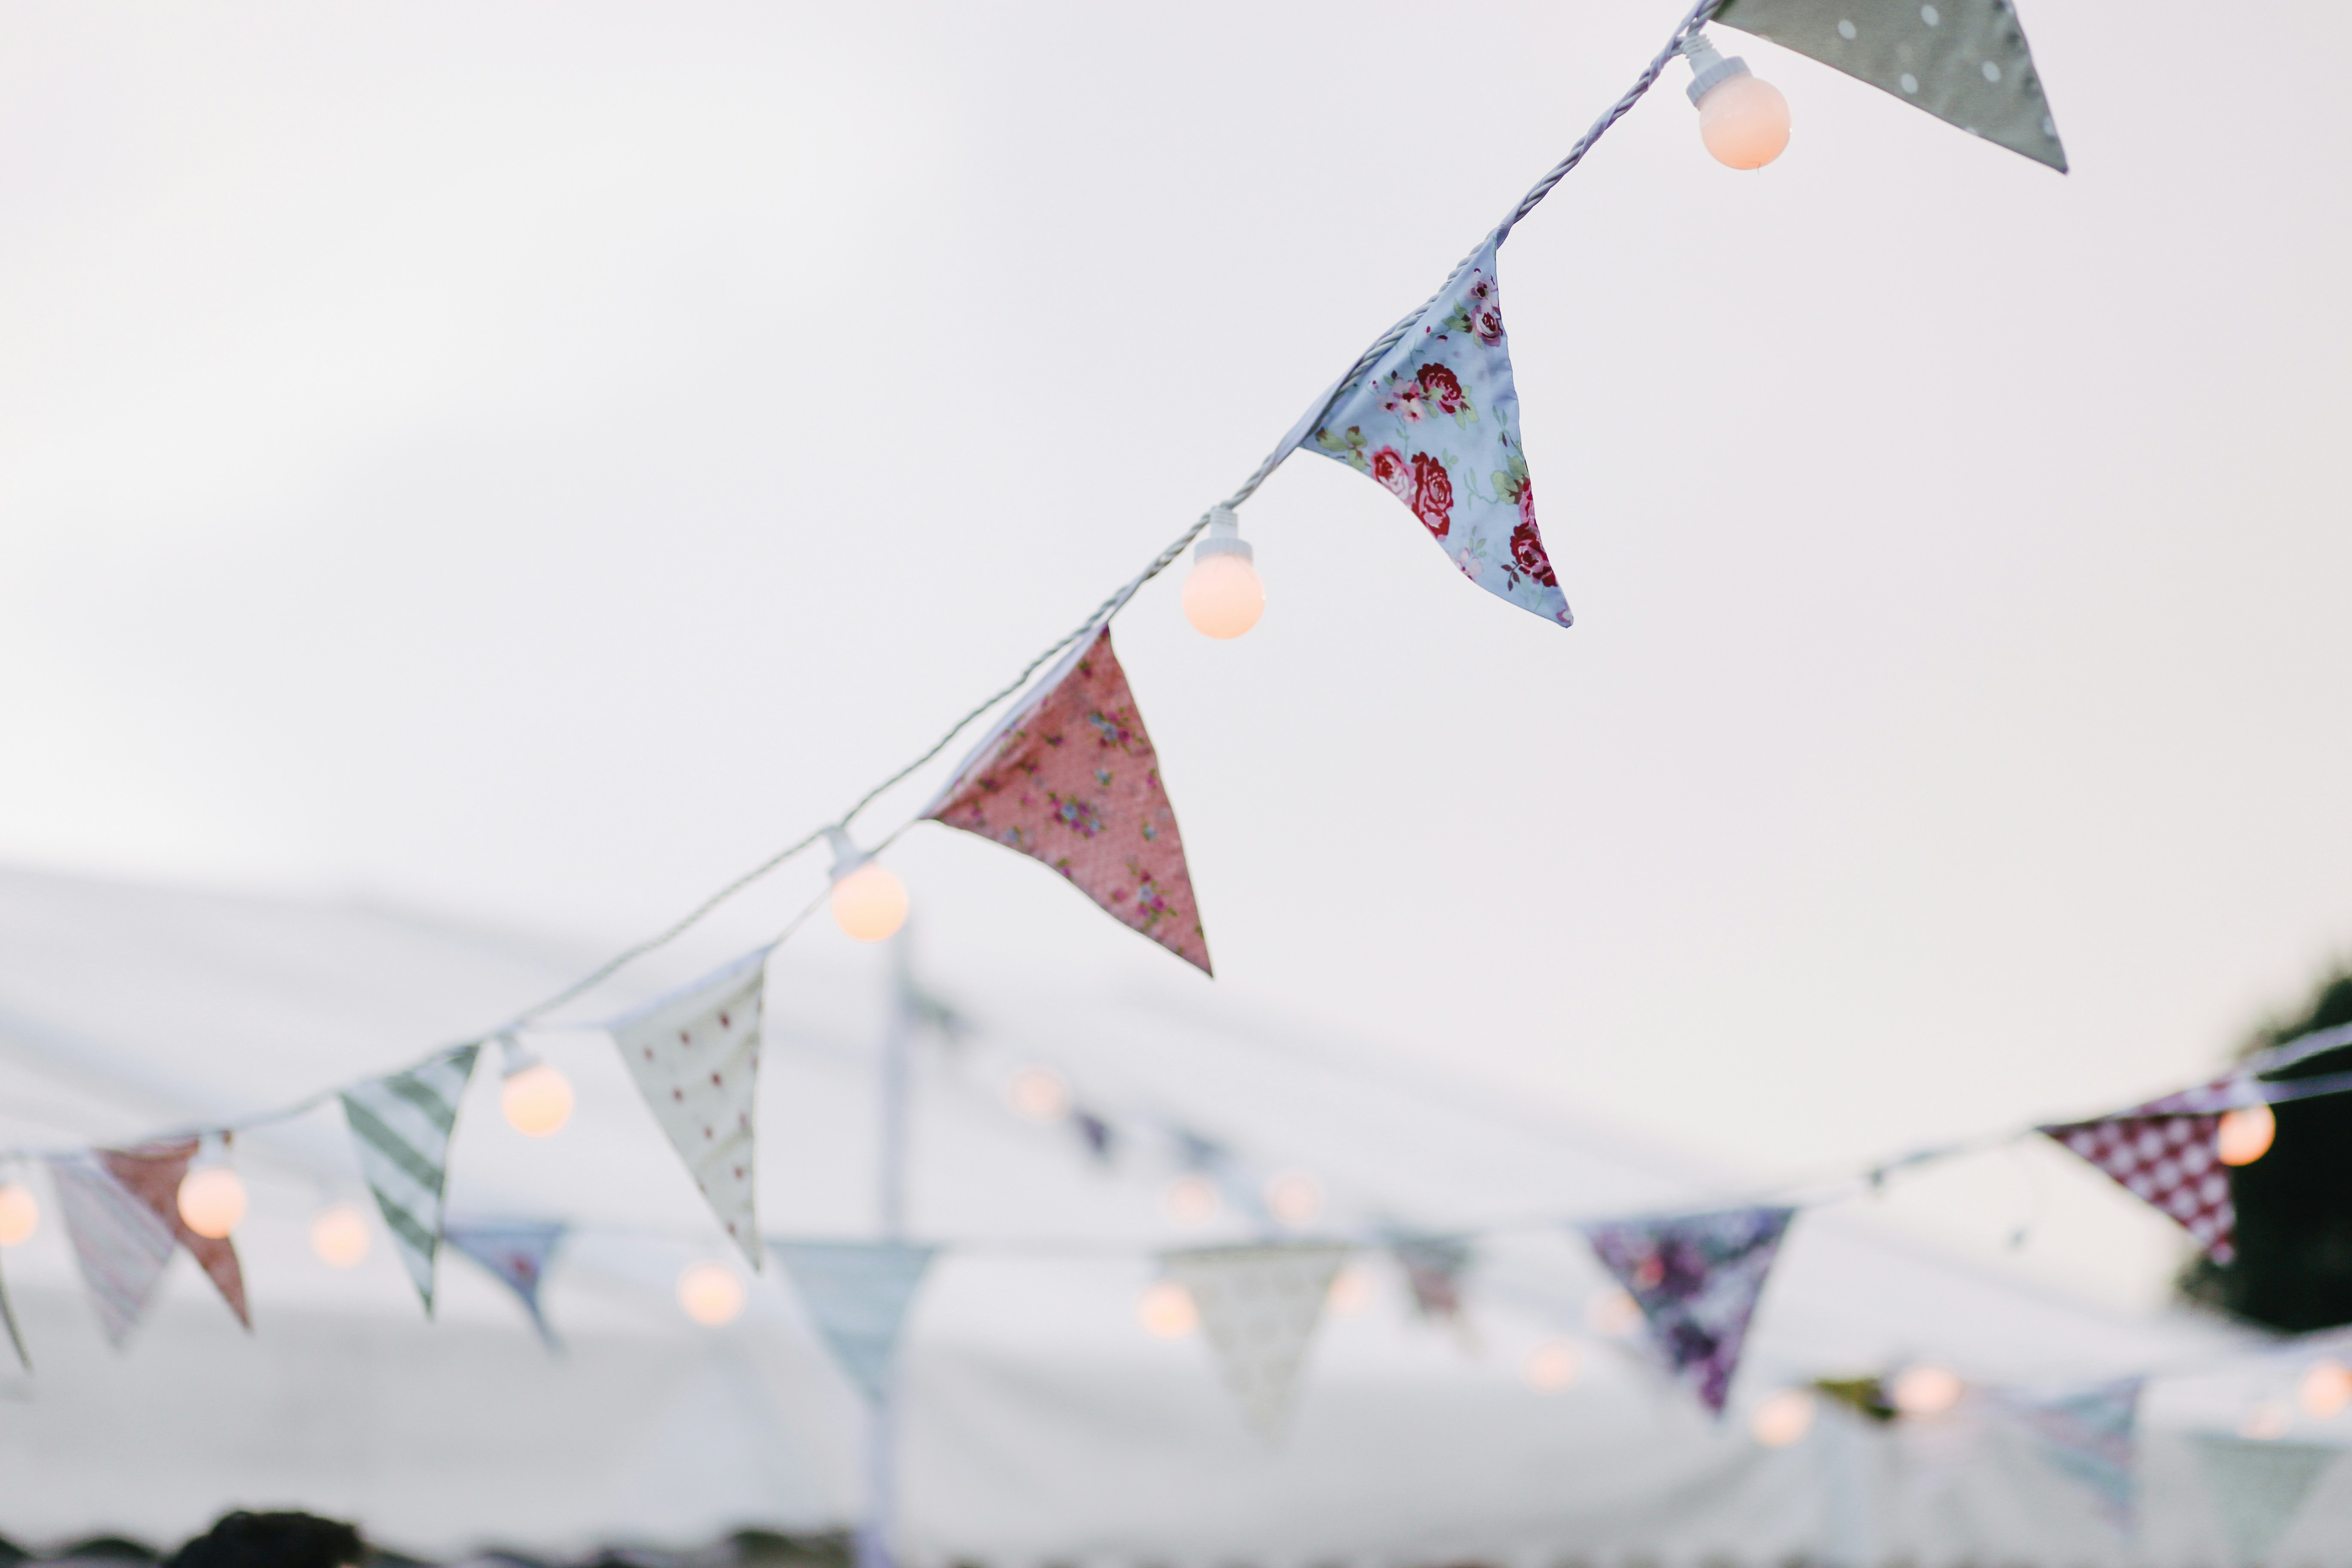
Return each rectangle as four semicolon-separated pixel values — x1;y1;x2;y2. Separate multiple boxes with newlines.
45;1152;179;1349
924;625;1210;973
1292;237;1571;629
97;1140;251;1331
1997;1378;2141;1531
1390;1234;1472;1322
444;1220;567;1349
1161;1243;1352;1442
1580;1206;1795;1415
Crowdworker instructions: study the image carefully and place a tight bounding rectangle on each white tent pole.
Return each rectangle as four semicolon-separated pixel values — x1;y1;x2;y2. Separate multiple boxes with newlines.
858;927;916;1568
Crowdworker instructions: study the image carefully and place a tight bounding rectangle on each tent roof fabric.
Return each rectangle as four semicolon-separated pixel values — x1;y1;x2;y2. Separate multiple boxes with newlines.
0;864;2346;1565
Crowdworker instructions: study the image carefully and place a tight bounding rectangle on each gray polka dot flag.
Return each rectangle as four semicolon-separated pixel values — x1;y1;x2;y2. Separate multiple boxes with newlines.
609;948;769;1269
340;1043;482;1315
1712;0;2067;171
1161;1243;1352;1443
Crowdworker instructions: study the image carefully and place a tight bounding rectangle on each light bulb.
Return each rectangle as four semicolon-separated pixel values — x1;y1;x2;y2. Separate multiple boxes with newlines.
1524;1339;1583;1393
177;1166;248;1239
1326;1262;1373;1317
1585;1287;1643;1338
1137;1279;1199;1338
310;1204;372;1268
1890;1363;1965;1417
1006;1066;1072;1123
0;1182;38;1247
677;1261;747;1326
1750;1388;1818;1448
2217;1102;2276;1166
1683;33;1791;170
1264;1170;1325;1227
502;1062;576;1138
831;860;909;943
2299;1359;2352;1419
1162;1173;1220;1228
2240;1400;2292;1441
1182;505;1263;639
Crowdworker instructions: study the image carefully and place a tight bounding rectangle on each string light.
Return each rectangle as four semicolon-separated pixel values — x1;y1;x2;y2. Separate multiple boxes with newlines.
1137;1279;1199;1338
1681;32;1791;170
499;1038;576;1139
677;1261;747;1326
2300;1359;2352;1420
0;1182;37;1247
1264;1170;1325;1227
1524;1339;1583;1393
2216;1102;2276;1167
2239;1399;2292;1441
826;828;908;943
1181;505;1263;640
310;1204;372;1268
1890;1363;1966;1416
1162;1173;1220;1228
1007;1066;1073;1124
1750;1388;1818;1447
1325;1262;1374;1317
177;1136;248;1240
1585;1287;1643;1338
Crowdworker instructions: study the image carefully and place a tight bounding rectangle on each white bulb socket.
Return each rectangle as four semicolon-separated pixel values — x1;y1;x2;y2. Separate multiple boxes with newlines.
1183;506;1264;639
1682;31;1792;170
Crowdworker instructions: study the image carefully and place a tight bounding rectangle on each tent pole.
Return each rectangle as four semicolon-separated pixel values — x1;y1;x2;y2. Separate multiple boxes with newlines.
858;928;914;1568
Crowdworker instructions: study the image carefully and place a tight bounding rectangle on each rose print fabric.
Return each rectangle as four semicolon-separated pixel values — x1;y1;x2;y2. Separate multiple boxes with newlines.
925;626;1210;973
1579;1206;1795;1415
96;1139;251;1331
1292;237;1571;628
609;949;769;1268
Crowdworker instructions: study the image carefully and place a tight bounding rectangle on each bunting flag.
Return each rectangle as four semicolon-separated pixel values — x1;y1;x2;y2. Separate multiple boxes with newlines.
1072;1108;1118;1165
340;1044;481;1314
1290;237;1571;629
444;1220;567;1349
923;626;1210;973
1579;1206;1795;1415
96;1140;251;1330
1711;0;2066;171
1161;1243;1351;1442
45;1152;178;1348
1390;1234;1472;1321
609;950;768;1268
2043;1078;2239;1262
1999;1378;2141;1530
770;1240;939;1403
0;1246;28;1371
2193;1436;2340;1567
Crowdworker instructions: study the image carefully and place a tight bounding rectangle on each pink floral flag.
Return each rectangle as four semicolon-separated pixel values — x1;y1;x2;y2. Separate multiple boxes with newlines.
924;626;1210;973
1289;237;1571;628
97;1140;252;1331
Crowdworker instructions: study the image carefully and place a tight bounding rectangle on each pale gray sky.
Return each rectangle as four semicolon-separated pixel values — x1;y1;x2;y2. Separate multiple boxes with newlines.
1;0;2345;1309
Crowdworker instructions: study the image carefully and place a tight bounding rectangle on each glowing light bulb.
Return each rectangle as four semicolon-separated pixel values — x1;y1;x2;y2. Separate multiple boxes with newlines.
177;1166;248;1240
827;829;909;943
1751;1388;1818;1447
1683;33;1791;170
0;1182;38;1247
1182;506;1263;640
2217;1102;2276;1166
2240;1399;2292;1440
310;1204;372;1268
1326;1262;1374;1317
1264;1170;1325;1227
1890;1363;1965;1417
677;1262;747;1326
1585;1287;1643;1338
1162;1173;1220;1228
502;1062;576;1138
1138;1279;1199;1338
1524;1339;1583;1393
1007;1066;1072;1123
2299;1359;2352;1420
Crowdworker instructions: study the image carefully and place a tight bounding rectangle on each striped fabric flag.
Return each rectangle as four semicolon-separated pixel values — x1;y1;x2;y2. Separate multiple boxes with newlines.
46;1151;178;1348
340;1044;481;1315
610;951;767;1268
0;1245;28;1370
771;1240;939;1403
444;1219;567;1350
97;1139;250;1329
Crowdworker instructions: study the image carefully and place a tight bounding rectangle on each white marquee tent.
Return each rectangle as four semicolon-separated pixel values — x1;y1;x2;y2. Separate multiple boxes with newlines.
1;864;2348;1565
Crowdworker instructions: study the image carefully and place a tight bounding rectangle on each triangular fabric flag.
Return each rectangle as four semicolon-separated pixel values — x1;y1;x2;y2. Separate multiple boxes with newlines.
1390;1234;1472;1321
1291;237;1571;629
1814;1375;1899;1423
96;1140;251;1330
1579;1206;1795;1415
0;1244;29;1371
2193;1436;2341;1567
444;1220;567;1349
923;626;1210;973
45;1152;178;1349
1999;1378;2141;1531
609;950;768;1268
1710;0;2066;171
1161;1243;1351;1442
1072;1107;1118;1165
340;1044;481;1314
770;1240;938;1403
2043;1078;2239;1262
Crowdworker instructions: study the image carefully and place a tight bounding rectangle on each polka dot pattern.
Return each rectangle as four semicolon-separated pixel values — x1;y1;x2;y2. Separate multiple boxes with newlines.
2045;1082;2238;1262
610;949;768;1268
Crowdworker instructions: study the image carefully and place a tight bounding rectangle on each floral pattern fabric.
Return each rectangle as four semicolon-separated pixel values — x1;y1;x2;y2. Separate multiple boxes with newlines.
1293;237;1571;628
1580;1206;1795;1415
925;626;1210;973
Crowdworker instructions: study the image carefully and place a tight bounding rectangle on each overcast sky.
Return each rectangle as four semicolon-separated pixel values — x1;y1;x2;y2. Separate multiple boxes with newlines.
0;0;2345;1309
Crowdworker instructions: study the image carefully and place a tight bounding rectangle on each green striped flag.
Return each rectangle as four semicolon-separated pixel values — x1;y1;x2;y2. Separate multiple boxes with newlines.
341;1044;481;1315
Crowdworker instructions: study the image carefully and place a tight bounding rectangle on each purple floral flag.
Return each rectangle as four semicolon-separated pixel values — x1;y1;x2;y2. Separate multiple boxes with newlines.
1580;1206;1795;1415
1291;237;1570;628
924;626;1210;973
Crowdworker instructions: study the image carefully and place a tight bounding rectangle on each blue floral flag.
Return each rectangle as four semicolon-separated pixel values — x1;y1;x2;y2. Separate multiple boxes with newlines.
771;1240;939;1403
1290;238;1571;628
1579;1206;1795;1415
444;1220;567;1350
